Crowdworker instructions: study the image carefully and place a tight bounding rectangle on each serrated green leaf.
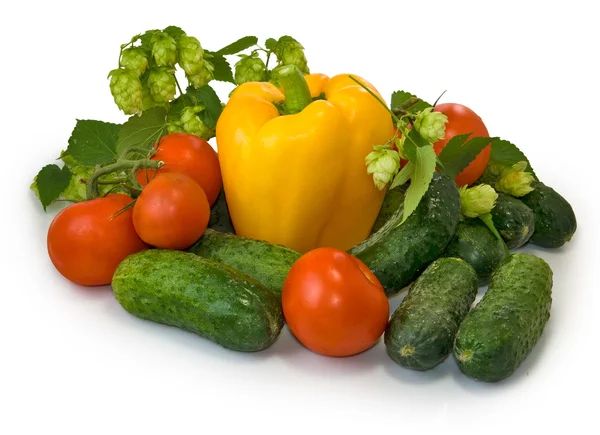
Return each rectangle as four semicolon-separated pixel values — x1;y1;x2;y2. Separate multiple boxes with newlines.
185;85;223;129
265;38;277;51
207;52;235;83
66;120;120;166
438;134;495;180
34;164;72;211
391;91;431;113
163;26;185;41
216;36;258;56
116;107;168;156
490;139;537;180
390;161;414;189
401;145;437;224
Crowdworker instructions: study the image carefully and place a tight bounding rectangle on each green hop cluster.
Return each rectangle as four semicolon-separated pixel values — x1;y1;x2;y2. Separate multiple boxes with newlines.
147;67;177;104
414;107;448;143
234;53;267;84
108;68;143;115
459;184;498;218
366;145;401;190
151;31;178;67
167;105;213;140
275;37;309;74
120;47;148;77
178;35;205;75
187;59;214;88
495;161;535;197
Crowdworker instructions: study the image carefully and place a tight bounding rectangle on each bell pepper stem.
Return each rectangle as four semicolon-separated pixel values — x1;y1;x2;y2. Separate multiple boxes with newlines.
274;65;312;114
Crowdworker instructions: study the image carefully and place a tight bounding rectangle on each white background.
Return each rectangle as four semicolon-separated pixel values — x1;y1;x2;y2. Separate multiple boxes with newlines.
2;1;599;434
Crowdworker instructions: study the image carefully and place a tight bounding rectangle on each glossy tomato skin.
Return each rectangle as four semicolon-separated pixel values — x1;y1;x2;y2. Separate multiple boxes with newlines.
282;248;390;357
47;194;148;286
136;133;222;206
434;103;491;187
133;172;210;250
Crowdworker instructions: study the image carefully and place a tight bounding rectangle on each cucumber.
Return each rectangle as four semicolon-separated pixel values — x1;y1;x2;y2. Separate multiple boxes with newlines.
371;185;406;234
350;172;460;297
443;220;508;286
188;229;301;296
453;253;553;382
385;258;478;371
520;182;577;248
491;193;535;249
208;189;234;234
112;249;284;352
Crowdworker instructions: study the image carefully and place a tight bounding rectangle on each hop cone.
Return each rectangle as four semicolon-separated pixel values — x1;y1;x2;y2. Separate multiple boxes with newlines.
108;68;143;115
414;107;448;143
187;59;214;88
366;145;401;190
151;31;177;67
181;105;213;139
120;47;148;77
147;67;177;104
178;35;204;75
234;53;267;84
275;37;309;74
459;184;498;218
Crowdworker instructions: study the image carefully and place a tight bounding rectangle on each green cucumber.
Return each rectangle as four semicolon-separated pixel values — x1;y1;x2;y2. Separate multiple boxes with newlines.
453;253;553;382
385;258;478;371
491;193;535;249
112;249;284;352
208;189;234;234
443;220;508;286
350;172;460;297
520;182;577;248
188;229;301;296
371;185;406;234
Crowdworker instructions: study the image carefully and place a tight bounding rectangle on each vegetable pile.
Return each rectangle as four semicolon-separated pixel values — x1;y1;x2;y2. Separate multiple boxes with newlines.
32;26;577;383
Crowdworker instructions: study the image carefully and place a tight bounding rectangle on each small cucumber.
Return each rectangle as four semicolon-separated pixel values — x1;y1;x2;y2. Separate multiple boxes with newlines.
491;193;535;249
208;189;234;234
350;173;460;296
188;229;301;296
112;249;284;352
385;258;478;371
443;220;508;286
453;253;553;382
520;182;577;248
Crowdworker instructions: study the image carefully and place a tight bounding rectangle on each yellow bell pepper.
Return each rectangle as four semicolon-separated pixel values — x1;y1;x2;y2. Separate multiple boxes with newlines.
215;66;394;253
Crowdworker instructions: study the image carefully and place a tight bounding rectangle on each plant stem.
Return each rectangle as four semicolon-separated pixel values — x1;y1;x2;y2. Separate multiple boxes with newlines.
273;65;311;114
86;159;163;200
174;75;184;96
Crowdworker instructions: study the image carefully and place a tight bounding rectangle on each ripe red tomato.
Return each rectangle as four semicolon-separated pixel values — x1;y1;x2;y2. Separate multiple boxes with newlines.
47;194;148;286
136;132;222;206
282;248;389;357
433;103;491;187
132;172;210;250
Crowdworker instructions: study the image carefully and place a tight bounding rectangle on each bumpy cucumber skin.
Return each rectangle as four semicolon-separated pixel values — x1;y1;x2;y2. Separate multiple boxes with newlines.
188;229;301;296
443;221;508;286
371;186;406;235
453;253;553;382
491;193;535;249
520;182;577;248
385;258;478;371
350;173;460;297
112;250;284;352
208;189;234;234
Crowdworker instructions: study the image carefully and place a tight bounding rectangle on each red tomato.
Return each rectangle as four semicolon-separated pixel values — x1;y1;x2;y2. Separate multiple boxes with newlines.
136;133;222;206
433;103;491;187
282;248;389;357
47;194;148;286
132;172;210;250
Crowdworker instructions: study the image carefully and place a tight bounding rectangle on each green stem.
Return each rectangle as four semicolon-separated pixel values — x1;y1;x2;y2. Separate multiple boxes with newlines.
86;159;163;200
120;146;154;159
265;51;272;70
479;213;510;254
174;76;184;96
273;65;312;114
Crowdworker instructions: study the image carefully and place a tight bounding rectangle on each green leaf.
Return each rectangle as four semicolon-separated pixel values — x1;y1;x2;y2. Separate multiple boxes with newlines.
185;85;223;129
265;38;278;51
391;90;432;113
390;161;414;189
163;26;185;41
65;120;120;166
438;134;495;180
401;145;437;224
490;139;538;180
208;52;235;83
116;107;168;156
34;164;72;211
216;36;258;56
479;213;509;251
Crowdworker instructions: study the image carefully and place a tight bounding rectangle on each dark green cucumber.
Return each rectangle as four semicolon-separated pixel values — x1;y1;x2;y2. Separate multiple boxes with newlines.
385;258;478;371
491;193;535;249
520;182;577;248
371;185;406;234
350;172;460;297
453;253;553;382
112;249;284;352
208;189;234;234
443;220;508;286
188;229;301;296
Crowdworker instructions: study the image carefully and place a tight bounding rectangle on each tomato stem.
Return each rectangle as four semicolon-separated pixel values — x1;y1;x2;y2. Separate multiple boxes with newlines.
86;159;163;200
